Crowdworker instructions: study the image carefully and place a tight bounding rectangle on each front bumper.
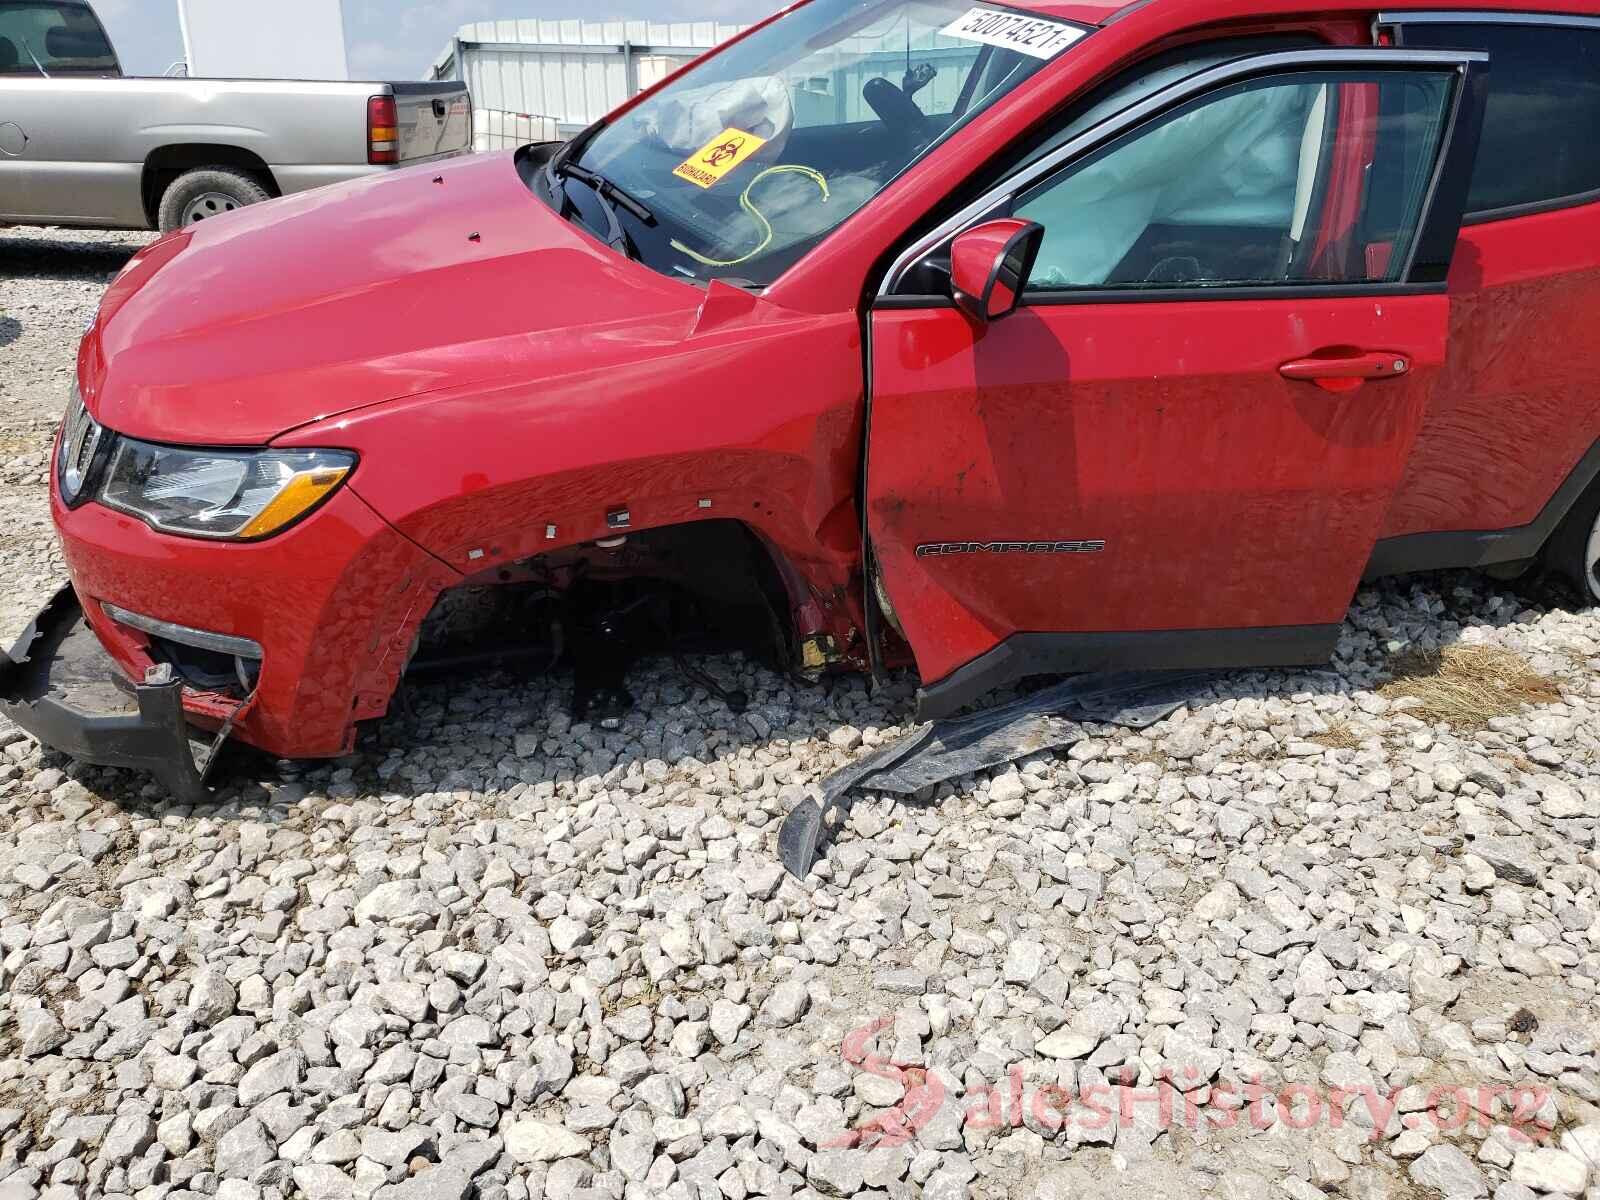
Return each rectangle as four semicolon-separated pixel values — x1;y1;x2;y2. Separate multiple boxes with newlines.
50;486;460;759
0;587;236;801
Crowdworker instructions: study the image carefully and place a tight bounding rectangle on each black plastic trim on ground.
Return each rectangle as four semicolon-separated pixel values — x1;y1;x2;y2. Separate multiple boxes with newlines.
0;586;218;802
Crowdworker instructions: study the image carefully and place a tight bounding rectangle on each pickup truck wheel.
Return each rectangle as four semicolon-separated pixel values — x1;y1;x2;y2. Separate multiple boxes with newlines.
157;168;272;233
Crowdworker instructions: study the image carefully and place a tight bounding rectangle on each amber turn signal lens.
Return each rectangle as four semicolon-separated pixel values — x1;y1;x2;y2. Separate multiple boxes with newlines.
236;466;352;539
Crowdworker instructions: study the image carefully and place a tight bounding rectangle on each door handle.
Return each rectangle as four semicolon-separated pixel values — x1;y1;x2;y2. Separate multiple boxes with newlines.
1280;351;1411;393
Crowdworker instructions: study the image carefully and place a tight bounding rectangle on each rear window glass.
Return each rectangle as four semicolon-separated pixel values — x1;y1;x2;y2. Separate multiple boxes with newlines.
0;1;118;75
1399;21;1600;216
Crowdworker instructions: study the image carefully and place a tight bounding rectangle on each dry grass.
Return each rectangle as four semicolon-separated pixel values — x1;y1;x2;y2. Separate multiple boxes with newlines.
1308;722;1362;750
1380;644;1562;730
1123;746;1171;769
0;430;39;458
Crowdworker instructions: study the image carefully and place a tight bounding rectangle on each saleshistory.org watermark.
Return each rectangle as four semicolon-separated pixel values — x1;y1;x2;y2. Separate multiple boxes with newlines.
828;1017;1556;1150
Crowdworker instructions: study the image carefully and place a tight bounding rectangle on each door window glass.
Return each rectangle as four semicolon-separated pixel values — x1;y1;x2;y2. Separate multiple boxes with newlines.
0;2;117;75
1396;22;1600;216
1015;70;1455;290
1026;35;1321;165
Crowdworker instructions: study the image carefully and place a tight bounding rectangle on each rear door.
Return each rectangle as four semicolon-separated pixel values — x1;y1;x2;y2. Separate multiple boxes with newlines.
864;48;1490;714
1374;13;1600;553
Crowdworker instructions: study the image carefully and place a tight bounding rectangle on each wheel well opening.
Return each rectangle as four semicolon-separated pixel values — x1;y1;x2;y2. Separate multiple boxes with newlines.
404;519;798;684
141;145;279;227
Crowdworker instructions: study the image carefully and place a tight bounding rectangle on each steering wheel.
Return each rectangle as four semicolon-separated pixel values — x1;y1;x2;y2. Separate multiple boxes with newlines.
863;77;931;143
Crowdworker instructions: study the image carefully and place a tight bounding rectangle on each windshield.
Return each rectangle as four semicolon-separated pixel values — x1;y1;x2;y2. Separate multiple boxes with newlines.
558;0;1086;286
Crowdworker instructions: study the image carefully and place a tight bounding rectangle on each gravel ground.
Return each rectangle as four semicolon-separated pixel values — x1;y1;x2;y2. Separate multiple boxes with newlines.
0;227;148;640
1;226;1598;1200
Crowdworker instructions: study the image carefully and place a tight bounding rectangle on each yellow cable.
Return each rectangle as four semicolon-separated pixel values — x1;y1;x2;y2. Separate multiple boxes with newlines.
671;164;830;268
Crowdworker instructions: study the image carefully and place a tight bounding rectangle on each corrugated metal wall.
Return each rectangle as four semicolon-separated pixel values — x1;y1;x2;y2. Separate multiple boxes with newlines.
432;20;749;151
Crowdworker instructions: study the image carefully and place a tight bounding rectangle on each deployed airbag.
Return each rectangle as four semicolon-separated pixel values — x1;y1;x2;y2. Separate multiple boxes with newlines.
638;76;796;159
1021;83;1313;286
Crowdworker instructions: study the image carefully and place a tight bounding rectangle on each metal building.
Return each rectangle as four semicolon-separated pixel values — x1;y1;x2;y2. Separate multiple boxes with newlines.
431;20;749;152
179;0;350;80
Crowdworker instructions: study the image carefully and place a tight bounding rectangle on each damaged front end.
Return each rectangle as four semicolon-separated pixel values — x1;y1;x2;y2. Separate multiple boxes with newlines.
405;519;828;729
0;587;250;802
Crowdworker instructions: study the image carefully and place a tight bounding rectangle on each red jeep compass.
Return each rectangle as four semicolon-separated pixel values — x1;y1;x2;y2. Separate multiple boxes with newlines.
5;0;1600;799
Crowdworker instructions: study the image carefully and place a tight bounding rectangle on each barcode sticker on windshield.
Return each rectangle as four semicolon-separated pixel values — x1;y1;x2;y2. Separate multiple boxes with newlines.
940;7;1084;59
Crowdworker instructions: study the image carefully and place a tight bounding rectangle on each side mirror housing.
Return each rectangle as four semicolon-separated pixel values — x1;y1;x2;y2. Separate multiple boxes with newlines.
949;218;1044;323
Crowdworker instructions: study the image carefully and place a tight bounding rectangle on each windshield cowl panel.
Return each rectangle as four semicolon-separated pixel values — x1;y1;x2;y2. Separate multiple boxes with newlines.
567;0;1090;288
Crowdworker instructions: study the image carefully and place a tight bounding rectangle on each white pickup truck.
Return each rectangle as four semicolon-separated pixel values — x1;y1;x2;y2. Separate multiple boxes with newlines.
0;0;471;231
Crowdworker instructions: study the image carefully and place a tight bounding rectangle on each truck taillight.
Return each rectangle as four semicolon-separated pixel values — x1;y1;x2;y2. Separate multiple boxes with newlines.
367;95;398;164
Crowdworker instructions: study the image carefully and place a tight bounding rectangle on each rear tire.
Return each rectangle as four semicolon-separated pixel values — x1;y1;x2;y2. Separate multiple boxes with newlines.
156;168;272;233
1544;478;1600;603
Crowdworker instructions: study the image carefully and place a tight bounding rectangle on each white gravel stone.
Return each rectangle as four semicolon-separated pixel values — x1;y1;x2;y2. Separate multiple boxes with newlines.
1004;939;1046;984
186;965;236;1026
989;773;1027;803
17;1007;65;1057
389;1164;472;1200
760;979;810;1026
709;997;752;1045
1509;1148;1589;1195
292;1164;352;1199
1410;1144;1489;1198
237;1050;302;1107
809;1148;867;1196
361;1126;433;1167
1035;1029;1099;1060
1559;1125;1600;1166
504;1118;588;1163
549;914;589;954
1538;780;1587;819
855;1071;906;1107
215;1117;276;1177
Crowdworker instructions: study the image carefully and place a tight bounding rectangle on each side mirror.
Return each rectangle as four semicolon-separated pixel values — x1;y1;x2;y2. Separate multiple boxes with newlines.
949;218;1044;324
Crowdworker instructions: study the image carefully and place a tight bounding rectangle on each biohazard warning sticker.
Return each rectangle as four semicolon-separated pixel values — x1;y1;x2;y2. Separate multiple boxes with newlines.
673;128;769;189
940;7;1084;59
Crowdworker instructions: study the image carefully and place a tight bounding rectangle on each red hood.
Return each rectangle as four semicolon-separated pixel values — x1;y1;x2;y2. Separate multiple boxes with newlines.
80;153;703;445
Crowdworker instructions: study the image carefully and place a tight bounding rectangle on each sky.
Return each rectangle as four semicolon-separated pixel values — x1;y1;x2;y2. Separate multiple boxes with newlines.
94;0;780;79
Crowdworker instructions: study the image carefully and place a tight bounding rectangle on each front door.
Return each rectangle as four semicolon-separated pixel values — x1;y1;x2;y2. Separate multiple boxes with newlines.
865;48;1489;714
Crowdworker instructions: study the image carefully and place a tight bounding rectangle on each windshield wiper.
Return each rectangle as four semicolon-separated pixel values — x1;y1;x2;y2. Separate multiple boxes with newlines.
542;128;658;259
551;157;657;226
547;164;631;257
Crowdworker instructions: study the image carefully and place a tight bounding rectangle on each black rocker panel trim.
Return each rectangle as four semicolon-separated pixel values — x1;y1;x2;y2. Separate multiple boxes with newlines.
1364;435;1600;580
916;624;1340;721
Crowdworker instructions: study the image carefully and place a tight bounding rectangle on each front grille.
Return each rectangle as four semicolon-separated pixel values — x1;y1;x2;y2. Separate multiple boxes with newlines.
70;418;98;478
58;392;106;506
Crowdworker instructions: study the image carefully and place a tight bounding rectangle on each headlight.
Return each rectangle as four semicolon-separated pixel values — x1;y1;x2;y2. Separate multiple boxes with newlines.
58;389;105;506
99;440;356;540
